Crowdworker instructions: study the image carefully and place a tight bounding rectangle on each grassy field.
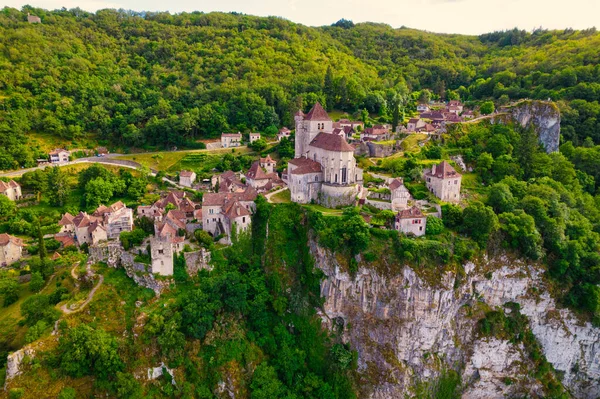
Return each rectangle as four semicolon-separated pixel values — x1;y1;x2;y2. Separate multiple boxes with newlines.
303;203;344;216
25;132;101;154
270;189;291;203
120;146;255;171
400;134;428;152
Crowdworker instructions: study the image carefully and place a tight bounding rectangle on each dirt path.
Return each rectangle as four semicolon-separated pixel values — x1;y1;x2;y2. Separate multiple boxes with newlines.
264;187;288;203
60;262;103;315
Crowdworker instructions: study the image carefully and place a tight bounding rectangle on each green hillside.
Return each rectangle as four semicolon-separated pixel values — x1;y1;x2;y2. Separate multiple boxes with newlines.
1;7;600;168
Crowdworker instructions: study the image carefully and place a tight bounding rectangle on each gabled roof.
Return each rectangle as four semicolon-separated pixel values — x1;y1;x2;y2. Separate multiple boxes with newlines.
49;148;69;155
260;155;276;164
288;157;322;175
223;200;251;220
180;170;195;177
309;132;354;152
396;206;425;220
279;127;291;133
0;233;22;247
250;132;261;137
304;102;331;122
246;162;269;180
389;178;404;191
89;221;106;233
427;161;461;179
55;234;76;247
222;133;242;138
0;180;20;191
295;110;305;117
202;187;257;207
408;118;421;124
59;212;75;226
73;212;91;228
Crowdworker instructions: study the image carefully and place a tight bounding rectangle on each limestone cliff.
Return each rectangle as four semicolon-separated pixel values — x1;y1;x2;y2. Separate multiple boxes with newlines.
312;242;600;398
499;100;561;153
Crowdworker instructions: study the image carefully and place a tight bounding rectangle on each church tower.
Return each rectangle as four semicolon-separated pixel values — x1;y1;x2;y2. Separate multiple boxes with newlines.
294;102;332;158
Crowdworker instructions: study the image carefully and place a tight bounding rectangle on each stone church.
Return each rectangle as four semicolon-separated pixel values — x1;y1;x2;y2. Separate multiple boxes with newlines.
288;103;363;207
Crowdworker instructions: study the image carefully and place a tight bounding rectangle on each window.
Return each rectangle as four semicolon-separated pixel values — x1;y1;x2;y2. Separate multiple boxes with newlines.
314;153;317;161
419;226;423;231
454;180;458;184
341;167;347;183
243;217;246;223
335;173;338;183
158;249;164;254
315;175;319;182
209;209;214;214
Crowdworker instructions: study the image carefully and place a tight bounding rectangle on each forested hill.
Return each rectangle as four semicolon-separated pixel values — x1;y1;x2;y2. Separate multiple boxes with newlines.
1;7;600;166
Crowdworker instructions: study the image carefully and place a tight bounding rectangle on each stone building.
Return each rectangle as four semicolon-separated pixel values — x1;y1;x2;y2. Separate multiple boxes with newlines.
0;233;23;266
259;155;277;174
249;132;261;143
245;161;282;192
389;178;411;210
137;192;198;221
424;161;462;202
0;180;22;201
49;149;70;163
94;201;134;239
202;187;257;243
27;13;41;23
150;236;175;276
277;127;291;141
179;170;196;187
395;206;426;237
221;133;242;148
407;118;426;132
291;103;363;206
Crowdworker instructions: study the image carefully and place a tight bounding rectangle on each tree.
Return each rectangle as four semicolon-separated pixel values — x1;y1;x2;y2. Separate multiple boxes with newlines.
487;183;516;213
0;195;16;220
250;138;268;152
29;272;44;293
499;210;543;260
58;325;123;379
277;137;294;159
21;294;58;326
462;201;499;246
480;101;495;115
0;278;20;307
194;229;213;248
425;216;444;235
46;167;68;207
84;177;114;208
442;204;463;228
250;363;285;399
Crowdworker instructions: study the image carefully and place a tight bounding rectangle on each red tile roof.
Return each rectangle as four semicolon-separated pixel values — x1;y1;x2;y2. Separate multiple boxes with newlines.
222;133;242;138
427;161;461;179
304;102;331;122
246;161;270;180
396;206;425;220
180;170;194;177
289;157;323;175
309;132;354;152
0;233;22;247
59;213;75;226
389;178;404;191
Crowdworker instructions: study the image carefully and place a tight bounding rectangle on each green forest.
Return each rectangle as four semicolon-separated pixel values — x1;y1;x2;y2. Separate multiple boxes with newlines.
1;7;600;169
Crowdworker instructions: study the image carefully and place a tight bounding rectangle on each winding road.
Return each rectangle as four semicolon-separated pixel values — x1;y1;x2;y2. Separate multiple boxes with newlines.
60;261;104;315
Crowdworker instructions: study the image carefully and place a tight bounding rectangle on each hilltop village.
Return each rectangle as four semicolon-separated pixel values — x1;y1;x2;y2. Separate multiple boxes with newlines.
0;101;471;275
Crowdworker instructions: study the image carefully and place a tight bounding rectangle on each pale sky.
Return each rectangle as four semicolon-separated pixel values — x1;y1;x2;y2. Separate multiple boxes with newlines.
4;0;600;34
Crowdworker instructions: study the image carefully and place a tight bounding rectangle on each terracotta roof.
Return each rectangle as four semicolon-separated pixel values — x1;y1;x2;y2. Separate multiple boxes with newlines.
110;201;126;212
288;157;322;175
157;221;178;238
73;212;91;228
0;180;20;191
408;118;421;124
449;100;462;106
389;178;404;191
427;161;461;179
250;133;261;137
260;155;275;164
49;148;69;155
202;188;257;207
88;221;106;233
180;170;194;177
246;161;269;180
363;128;386;136
220;171;236;180
424;123;436;132
51;252;62;260
309;132;354;152
304;102;331;122
342;126;354;135
396;206;425;220
194;209;202;219
59;212;75;226
223;200;251;219
222;133;242;138
0;233;22;247
279;127;291;133
54;234;76;247
179;197;197;213
294;110;305;117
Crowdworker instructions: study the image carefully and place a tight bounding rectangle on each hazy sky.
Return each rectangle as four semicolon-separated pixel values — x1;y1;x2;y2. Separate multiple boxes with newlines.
4;0;600;34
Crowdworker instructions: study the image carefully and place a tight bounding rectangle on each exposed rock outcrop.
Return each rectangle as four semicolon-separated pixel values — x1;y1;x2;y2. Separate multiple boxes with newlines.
313;241;600;398
4;345;36;385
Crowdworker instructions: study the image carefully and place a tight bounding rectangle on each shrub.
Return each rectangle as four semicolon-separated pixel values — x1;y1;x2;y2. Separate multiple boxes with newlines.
425;216;444;235
29;272;44;293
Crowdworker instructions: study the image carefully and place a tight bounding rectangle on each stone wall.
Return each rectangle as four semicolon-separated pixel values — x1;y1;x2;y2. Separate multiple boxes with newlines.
184;249;212;276
354;142;397;158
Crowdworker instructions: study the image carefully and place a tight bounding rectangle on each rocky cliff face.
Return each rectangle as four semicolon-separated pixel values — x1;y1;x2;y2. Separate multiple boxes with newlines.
504;101;561;153
312;242;600;398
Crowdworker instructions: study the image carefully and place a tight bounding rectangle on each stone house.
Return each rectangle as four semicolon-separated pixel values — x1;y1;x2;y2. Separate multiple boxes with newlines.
94;201;134;239
407;118;426;132
395;206;427;237
150;236;176;276
179;170;196;188
0;233;23;266
58;213;75;234
27;13;41;23
292;103;363;206
245;161;282;192
70;212;108;246
389;179;411;210
249;133;261;143
447;100;464;114
417;103;430;113
202;187;257;243
424;161;462;202
277;128;291;141
137;192;199;222
49;149;70;164
0;180;22;201
221;133;242;148
259;155;277;174
462;110;474;119
360;128;388;141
